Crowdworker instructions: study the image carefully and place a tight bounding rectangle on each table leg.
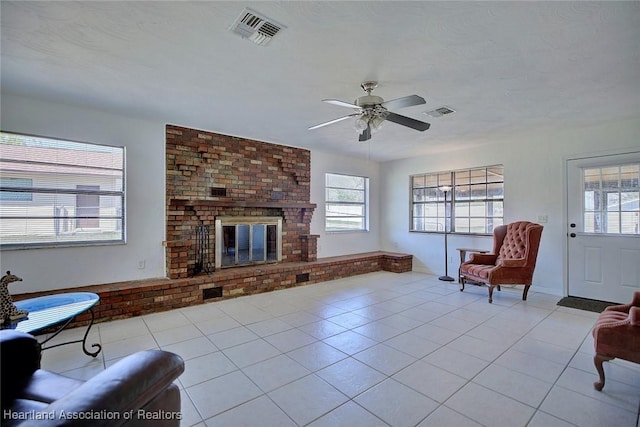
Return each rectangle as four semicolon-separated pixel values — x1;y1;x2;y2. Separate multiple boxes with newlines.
39;308;102;357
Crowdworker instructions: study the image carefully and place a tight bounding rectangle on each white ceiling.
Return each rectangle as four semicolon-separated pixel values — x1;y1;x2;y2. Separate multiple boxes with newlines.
2;1;639;162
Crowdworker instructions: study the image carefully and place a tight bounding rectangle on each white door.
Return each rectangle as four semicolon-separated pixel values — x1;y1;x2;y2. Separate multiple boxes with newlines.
567;152;640;303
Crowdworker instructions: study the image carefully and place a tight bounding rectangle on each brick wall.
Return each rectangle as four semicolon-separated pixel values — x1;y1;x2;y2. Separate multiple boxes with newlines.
165;125;315;278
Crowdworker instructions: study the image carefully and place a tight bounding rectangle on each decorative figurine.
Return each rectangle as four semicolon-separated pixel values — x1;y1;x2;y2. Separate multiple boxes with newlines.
0;271;28;323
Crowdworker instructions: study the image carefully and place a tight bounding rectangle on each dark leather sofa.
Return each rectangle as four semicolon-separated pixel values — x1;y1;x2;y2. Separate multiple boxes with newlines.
1;330;184;426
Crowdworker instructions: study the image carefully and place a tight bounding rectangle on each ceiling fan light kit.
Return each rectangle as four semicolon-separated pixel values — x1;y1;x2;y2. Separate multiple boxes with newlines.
309;81;431;142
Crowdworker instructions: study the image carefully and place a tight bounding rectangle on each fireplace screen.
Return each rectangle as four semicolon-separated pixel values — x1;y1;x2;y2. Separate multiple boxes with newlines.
215;217;282;269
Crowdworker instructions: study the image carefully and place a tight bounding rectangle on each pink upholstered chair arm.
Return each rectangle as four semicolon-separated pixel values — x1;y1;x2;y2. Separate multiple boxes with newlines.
630;306;640;326
604;291;640;313
631;290;640;307
500;258;527;268
466;253;498;265
591;307;635;334
487;265;534;285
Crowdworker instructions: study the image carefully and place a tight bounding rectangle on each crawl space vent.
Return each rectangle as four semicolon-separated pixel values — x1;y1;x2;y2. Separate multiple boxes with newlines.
230;8;286;46
424;106;456;118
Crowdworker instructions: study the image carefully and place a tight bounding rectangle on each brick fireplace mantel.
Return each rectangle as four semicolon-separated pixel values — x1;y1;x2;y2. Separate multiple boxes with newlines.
169;199;316;210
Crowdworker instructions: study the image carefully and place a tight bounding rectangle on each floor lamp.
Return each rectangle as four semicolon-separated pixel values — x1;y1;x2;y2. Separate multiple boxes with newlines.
438;185;455;282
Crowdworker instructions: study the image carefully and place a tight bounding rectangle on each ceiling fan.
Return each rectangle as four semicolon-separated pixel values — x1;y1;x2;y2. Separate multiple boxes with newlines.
309;81;431;142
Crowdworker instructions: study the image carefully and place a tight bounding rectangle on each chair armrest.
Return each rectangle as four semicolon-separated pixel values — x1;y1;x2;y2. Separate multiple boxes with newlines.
0;330;41;369
1;331;41;405
500;258;527;268
603;291;640;313
22;350;184;427
630;306;639;326
466;253;498;265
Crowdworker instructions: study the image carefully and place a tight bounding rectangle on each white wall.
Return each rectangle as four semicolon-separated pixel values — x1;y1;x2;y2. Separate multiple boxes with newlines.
380;117;640;297
0;93;166;292
310;150;381;258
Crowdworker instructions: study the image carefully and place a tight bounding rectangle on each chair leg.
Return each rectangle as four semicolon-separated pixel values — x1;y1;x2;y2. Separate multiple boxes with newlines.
488;285;495;303
460;277;465;292
593;354;614;391
522;285;531;301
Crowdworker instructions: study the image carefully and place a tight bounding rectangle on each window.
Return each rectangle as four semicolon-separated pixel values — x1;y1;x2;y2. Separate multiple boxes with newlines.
583;164;639;234
0;131;125;248
411;165;504;234
325;173;368;231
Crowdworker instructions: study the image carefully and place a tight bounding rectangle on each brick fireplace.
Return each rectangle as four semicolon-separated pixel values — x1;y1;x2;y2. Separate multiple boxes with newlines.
165;125;317;279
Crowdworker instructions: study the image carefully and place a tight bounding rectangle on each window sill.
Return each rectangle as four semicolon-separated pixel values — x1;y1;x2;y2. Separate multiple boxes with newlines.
0;240;126;251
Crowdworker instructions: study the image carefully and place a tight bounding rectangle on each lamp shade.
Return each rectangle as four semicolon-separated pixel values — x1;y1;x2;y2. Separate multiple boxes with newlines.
370;116;385;133
354;116;368;133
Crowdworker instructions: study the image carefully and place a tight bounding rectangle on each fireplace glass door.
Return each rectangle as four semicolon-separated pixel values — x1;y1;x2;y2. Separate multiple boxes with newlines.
216;217;282;269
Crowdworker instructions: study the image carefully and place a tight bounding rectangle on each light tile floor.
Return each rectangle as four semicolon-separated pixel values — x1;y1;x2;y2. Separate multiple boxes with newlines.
39;272;640;426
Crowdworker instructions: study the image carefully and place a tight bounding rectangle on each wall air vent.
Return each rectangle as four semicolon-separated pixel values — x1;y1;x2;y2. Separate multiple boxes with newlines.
211;186;227;197
230;8;286;46
424;106;456;118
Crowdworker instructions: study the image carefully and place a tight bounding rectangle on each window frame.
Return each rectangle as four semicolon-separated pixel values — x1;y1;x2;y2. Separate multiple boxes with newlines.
325;172;369;232
410;165;504;235
0;131;126;249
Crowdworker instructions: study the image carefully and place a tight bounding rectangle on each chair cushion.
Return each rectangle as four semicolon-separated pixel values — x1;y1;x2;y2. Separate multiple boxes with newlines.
21;370;83;404
3;399;49;427
461;264;494;280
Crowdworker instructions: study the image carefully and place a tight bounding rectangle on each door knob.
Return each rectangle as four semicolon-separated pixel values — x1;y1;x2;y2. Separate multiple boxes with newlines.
570;233;576;238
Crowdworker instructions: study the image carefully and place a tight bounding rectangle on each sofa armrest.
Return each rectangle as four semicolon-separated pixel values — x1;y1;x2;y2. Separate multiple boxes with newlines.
1;331;41;406
466;253;498;265
21;350;184;427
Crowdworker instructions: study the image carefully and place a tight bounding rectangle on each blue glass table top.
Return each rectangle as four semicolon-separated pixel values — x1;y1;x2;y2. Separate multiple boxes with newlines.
6;292;99;334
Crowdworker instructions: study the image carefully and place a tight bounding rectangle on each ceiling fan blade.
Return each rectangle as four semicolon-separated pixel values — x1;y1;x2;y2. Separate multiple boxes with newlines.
385;112;431;131
323;99;361;109
358;124;371;142
381;95;426;110
308;114;358;130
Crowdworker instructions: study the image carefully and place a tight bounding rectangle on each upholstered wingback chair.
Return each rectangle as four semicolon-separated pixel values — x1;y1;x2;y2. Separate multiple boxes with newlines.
460;221;543;303
592;291;640;391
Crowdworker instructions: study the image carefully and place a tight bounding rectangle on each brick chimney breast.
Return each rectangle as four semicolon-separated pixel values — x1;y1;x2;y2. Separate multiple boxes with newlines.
165;125;315;279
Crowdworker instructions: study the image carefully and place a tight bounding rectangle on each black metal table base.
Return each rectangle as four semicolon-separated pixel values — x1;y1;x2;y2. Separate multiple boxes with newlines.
39;308;102;357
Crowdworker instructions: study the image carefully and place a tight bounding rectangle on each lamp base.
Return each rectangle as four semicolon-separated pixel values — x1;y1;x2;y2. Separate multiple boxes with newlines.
439;275;455;282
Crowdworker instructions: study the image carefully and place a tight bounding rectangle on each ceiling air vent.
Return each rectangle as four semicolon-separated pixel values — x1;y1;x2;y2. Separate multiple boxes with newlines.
230;8;286;46
424;106;456;118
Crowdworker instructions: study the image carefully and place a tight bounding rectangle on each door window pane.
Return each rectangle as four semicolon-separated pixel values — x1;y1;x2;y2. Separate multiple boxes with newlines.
583;164;639;234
